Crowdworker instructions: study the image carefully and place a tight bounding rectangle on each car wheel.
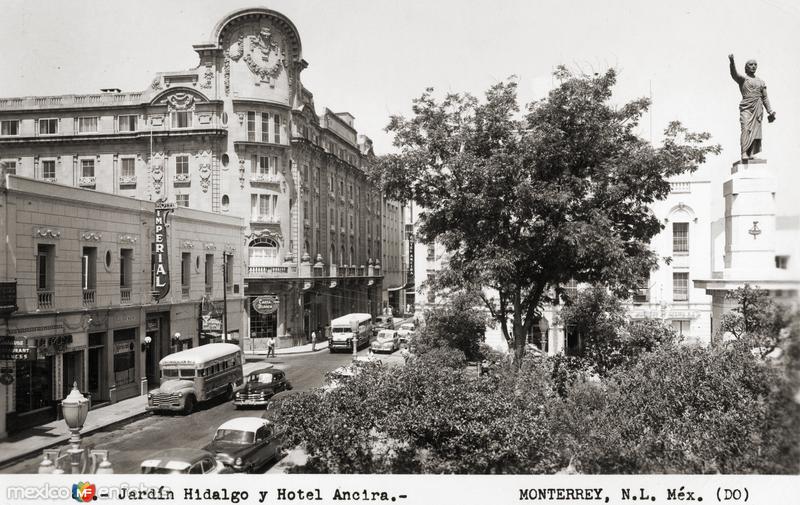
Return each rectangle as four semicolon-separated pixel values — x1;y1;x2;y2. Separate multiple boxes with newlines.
183;395;195;414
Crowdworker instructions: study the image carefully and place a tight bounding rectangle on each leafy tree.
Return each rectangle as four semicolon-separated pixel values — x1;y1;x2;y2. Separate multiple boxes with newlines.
414;291;487;361
557;285;678;376
719;284;793;357
370;69;720;364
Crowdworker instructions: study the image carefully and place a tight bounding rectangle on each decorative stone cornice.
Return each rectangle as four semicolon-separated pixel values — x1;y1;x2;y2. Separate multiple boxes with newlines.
182;241;194;249
118;233;138;244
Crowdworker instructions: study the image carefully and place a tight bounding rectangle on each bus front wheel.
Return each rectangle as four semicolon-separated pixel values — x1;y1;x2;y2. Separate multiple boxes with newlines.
183;395;195;414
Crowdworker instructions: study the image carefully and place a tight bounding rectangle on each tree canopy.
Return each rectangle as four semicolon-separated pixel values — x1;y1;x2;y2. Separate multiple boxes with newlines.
370;68;720;363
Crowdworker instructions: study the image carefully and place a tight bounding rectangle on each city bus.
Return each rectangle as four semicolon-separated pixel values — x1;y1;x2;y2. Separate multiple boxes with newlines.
146;343;244;414
328;313;373;352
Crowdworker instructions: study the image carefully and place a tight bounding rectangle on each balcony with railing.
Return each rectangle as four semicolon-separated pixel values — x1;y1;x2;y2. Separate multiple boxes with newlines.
250;173;280;185
78;177;96;188
670;181;690;193
37;289;54;310
632;287;650;304
247;265;298;278
250;214;280;225
82;288;96;307
120;287;132;304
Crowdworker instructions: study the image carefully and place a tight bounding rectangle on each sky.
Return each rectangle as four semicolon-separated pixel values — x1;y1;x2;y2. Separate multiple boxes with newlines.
1;0;798;217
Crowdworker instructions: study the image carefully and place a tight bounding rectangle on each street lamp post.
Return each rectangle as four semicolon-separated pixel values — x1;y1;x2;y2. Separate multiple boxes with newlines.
38;382;114;474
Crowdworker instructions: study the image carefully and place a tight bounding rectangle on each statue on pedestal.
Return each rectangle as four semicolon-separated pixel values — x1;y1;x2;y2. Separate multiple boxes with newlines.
729;54;776;160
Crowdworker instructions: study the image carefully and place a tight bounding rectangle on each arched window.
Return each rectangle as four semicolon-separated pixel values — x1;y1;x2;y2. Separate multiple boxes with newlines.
349;246;354;266
330;244;336;267
249;238;279;267
304;240;310;254
221;194;230;212
340;246;345;266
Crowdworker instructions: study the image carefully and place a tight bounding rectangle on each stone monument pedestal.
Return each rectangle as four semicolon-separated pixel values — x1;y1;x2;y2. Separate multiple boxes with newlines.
695;158;799;341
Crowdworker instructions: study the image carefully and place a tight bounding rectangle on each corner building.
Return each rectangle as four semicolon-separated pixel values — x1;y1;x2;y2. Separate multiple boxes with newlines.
0;8;388;352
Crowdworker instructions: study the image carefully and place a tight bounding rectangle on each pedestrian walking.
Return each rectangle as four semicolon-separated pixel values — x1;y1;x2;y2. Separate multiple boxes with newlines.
311;330;317;352
266;335;276;358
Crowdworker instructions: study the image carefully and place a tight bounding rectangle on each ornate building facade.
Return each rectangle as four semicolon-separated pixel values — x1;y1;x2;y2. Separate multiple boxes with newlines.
0;8;392;352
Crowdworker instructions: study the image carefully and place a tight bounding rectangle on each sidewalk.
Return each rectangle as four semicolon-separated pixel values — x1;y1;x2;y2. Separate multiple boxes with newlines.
0;341;326;469
244;339;329;357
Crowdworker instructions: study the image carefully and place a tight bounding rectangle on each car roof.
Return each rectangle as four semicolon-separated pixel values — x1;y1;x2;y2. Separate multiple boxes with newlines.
216;417;269;432
377;329;395;335
330;313;372;326
141;448;213;468
248;367;280;375
159;343;241;367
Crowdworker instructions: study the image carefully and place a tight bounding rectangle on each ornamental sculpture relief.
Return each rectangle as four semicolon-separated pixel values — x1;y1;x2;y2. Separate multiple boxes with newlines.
80;231;103;242
224;23;287;89
34;228;61;239
150;152;165;194
118;233;138;244
239;158;246;188
201;63;214;89
166;93;196;111
197;150;212;193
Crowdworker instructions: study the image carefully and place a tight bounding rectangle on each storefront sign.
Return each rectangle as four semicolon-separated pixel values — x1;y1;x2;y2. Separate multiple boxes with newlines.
407;238;415;286
153;200;176;300
252;295;279;314
0;336;35;360
114;340;135;354
202;316;222;331
31;334;73;356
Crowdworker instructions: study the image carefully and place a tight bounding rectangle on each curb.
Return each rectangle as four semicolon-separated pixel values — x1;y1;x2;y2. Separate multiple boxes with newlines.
0;409;152;470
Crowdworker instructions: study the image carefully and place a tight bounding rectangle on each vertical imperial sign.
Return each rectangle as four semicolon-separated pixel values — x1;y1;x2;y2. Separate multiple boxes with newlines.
153;200;176;300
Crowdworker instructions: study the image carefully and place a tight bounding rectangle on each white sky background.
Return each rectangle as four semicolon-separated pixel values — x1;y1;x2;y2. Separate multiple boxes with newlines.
1;0;798;217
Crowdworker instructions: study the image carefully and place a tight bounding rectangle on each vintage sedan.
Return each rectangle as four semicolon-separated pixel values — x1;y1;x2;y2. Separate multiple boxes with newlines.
372;315;394;335
234;367;292;408
140;448;231;474
370;330;399;353
203;417;281;473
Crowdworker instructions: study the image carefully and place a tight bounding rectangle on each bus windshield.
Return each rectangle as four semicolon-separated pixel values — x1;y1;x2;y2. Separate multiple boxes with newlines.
332;327;352;333
162;368;195;379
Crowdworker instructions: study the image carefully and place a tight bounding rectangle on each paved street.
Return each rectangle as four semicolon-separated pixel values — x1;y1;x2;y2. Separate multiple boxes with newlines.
0;345;404;474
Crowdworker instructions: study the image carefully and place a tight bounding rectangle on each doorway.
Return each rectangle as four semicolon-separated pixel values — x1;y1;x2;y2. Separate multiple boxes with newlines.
62;350;83;399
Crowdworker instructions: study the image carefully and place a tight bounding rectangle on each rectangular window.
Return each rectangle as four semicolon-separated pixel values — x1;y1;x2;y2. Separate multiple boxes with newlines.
82;246;97;290
0;160;16;175
673;222;689;254
120;158;135;177
257;156;269;175
261;112;270;142
225;253;233;291
247;111;256;141
775;256;789;270
181;252;191;288
118;115;137;132
39;160;55;179
120;248;133;288
273;115;280;143
271;156;279;176
78;117;98;133
205;254;214;290
171;111;191;128
39;118;58;135
1;120;19;136
673;272;689;301
37;244;54;291
176;155;189;175
81;159;95;177
176;194;189;207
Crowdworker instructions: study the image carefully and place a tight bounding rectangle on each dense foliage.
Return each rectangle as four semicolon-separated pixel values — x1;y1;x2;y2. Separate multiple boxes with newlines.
369;69;720;363
280;324;800;474
719;284;793;356
413;292;488;361
558;286;679;376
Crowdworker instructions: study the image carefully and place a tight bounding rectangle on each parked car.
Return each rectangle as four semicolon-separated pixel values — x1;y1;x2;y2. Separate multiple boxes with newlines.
399;322;416;332
140;448;231;474
234;367;292;408
372;315;394;335
370;329;399;353
203;417;281;473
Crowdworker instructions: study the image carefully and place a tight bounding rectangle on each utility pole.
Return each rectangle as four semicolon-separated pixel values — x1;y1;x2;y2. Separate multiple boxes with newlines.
222;254;228;342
